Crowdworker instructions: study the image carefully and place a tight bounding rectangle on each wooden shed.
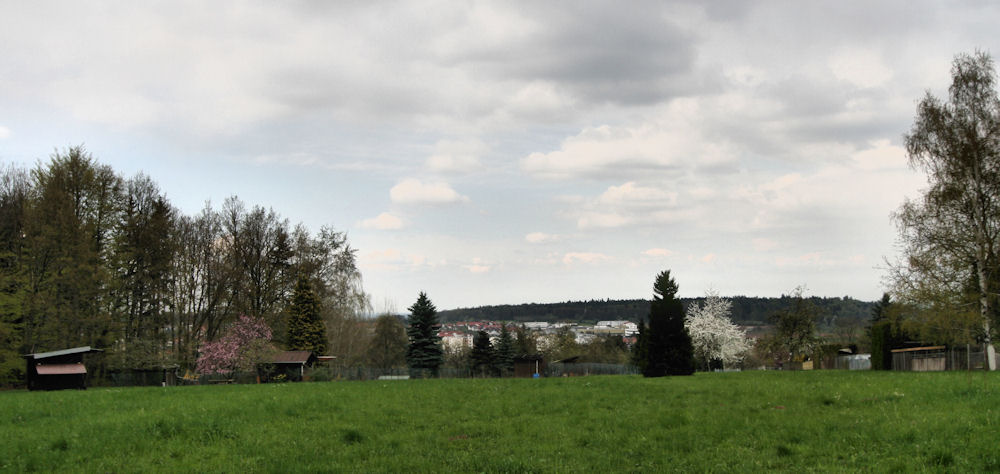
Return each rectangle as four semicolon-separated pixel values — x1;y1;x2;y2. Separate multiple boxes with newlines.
268;351;317;382
23;346;103;391
513;355;546;378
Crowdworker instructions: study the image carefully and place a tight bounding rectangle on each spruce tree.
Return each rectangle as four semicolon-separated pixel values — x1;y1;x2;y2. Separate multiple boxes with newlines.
406;292;443;376
469;330;495;377
495;324;515;376
644;270;694;376
286;276;327;354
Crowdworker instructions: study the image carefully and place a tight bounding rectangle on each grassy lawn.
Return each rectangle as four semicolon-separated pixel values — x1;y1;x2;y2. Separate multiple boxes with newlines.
1;370;999;472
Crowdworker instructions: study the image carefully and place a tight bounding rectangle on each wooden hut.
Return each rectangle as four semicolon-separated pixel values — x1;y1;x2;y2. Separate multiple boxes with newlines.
513;355;546;378
268;351;317;382
23;346;103;390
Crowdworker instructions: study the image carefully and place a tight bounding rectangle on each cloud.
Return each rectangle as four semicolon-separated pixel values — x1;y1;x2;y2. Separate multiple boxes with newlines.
525;232;559;243
573;181;689;229
643;248;674;258
563;252;611;265
359;212;404;230
426;139;487;173
829;48;893;89
390;178;468;205
464;264;491;273
0;125;9;139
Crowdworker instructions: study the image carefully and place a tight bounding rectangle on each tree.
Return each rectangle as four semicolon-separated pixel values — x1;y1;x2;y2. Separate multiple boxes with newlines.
891;51;1000;370
494;324;515;376
643;270;694;377
286;275;327;353
366;314;407;369
513;324;538;357
0;162;29;386
195;314;275;375
21;147;120;352
631;318;648;371
469;330;495;376
406;292;443;376
763;286;819;365
685;291;752;370
108;174;175;369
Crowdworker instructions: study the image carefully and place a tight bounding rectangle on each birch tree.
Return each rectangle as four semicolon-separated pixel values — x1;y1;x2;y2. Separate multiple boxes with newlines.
891;51;1000;370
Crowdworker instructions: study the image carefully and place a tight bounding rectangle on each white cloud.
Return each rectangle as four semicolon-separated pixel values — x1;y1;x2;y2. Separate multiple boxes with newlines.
464;264;491;273
563;252;611;265
390;178;468;205
0;125;10;139
359;212;404;230
426;139;487;173
597;182;676;205
643;248;674;257
525;232;559;243
829;48;893;89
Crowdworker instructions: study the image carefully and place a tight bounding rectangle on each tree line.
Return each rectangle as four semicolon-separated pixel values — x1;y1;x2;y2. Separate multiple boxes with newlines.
439;295;875;328
0;147;369;386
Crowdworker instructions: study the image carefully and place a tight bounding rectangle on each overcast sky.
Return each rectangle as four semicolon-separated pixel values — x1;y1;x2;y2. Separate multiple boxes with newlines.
2;1;998;310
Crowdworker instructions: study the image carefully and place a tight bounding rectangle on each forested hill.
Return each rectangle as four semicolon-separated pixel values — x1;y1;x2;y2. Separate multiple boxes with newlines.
439;296;876;327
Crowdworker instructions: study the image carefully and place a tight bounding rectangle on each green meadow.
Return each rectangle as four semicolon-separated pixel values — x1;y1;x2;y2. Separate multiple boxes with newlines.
2;371;999;472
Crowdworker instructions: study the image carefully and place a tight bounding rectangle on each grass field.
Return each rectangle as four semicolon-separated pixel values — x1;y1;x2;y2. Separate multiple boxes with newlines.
2;371;999;472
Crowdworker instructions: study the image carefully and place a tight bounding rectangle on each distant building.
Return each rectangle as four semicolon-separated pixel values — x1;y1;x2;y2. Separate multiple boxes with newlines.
23;346;103;391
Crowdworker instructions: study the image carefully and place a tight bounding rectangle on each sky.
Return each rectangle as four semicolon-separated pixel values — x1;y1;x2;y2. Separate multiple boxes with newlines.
1;1;998;311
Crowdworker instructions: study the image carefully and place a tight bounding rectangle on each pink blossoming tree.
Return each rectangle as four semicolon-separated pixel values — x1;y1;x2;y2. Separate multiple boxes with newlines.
196;315;276;375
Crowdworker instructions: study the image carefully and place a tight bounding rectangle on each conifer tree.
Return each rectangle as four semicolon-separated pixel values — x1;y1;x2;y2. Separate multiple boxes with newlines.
286;276;327;354
644;270;694;376
495;324;515;376
406;292;443;376
469;330;495;376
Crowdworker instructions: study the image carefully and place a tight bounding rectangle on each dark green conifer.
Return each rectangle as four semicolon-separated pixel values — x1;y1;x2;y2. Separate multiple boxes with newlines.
406;292;443;376
644;270;694;377
286;276;327;354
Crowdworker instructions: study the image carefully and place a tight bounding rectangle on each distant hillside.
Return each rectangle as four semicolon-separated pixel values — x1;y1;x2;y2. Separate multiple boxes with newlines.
439;296;876;328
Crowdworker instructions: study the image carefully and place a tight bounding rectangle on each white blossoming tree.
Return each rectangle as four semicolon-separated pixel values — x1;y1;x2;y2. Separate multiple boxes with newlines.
685;291;753;370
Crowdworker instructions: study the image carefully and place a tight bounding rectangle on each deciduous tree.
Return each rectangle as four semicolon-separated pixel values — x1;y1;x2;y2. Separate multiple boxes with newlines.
890;51;1000;369
195;314;275;375
365;314;407;369
686;291;751;370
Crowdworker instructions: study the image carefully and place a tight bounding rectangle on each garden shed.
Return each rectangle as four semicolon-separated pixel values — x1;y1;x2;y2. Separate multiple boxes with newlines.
268;351;317;382
23;346;103;390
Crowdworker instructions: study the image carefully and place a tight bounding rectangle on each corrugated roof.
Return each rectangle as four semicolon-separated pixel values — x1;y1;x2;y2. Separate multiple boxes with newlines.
24;346;103;359
272;351;313;364
35;363;87;375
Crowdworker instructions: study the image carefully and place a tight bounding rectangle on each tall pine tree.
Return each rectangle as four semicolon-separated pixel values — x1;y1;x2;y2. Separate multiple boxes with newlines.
495;324;515;376
406;292;443;376
286;276;327;354
644;270;694;377
469;330;495;377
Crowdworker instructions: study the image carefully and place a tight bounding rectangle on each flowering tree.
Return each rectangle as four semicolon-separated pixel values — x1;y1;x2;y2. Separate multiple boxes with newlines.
195;315;276;375
685;292;752;370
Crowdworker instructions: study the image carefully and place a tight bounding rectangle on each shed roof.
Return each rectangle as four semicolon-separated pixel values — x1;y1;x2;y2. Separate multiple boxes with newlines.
272;351;313;364
891;346;947;353
35;363;87;375
23;346;103;360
